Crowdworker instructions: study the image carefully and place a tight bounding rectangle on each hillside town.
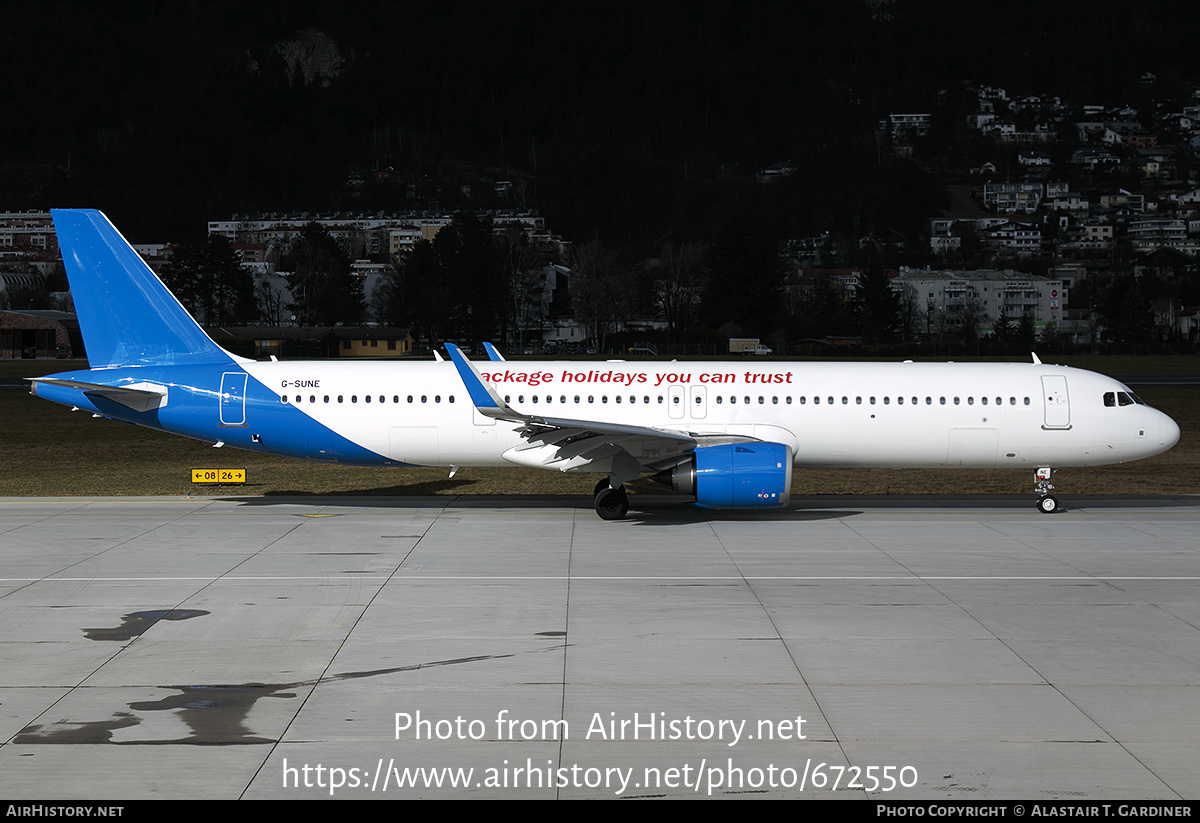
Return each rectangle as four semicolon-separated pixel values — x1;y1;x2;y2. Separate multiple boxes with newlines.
4;80;1200;359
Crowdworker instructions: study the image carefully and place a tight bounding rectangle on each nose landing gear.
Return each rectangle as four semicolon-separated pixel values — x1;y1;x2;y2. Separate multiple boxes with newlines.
1035;467;1059;514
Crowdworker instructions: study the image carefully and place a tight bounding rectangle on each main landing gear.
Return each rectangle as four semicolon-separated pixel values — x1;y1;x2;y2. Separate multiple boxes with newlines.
593;478;629;521
1035;467;1059;514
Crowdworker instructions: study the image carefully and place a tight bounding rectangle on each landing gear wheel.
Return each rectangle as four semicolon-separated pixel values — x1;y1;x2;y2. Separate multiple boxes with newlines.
1034;468;1059;515
593;477;611;497
594;485;629;521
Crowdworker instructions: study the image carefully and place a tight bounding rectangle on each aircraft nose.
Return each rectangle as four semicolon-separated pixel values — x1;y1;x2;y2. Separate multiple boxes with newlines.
1160;412;1181;451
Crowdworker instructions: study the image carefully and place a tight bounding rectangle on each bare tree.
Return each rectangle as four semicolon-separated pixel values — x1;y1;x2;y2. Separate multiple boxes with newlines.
496;225;547;347
570;241;629;351
655;240;706;334
896;282;922;344
255;276;289;326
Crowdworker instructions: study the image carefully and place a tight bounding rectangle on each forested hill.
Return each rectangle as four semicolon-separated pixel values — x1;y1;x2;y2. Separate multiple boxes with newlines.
3;0;1198;247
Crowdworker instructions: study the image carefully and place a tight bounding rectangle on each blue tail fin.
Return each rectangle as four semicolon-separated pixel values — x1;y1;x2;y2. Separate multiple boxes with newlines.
52;209;235;368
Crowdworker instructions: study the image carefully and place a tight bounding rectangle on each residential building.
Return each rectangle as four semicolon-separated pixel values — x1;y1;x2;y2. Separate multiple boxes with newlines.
982;182;1043;213
893;269;1067;333
887;113;931;139
1128;218;1188;252
207;210;553;263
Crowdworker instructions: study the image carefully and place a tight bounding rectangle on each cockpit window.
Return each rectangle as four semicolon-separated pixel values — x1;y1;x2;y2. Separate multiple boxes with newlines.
1106;390;1145;407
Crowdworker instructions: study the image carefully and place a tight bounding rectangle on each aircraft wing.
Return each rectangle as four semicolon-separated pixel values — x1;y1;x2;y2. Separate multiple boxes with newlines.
444;343;697;478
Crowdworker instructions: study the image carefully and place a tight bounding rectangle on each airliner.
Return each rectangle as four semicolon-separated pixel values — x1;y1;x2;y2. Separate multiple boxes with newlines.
30;209;1180;520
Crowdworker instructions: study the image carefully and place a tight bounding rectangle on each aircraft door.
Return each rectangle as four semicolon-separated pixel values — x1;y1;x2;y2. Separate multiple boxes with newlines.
219;372;248;427
1041;375;1071;429
689;384;707;419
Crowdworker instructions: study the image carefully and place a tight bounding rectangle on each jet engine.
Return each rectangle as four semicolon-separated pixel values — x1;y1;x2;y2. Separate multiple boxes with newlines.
653;443;793;509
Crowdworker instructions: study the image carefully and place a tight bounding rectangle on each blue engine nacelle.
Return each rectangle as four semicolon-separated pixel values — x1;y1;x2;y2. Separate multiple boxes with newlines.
656;443;793;509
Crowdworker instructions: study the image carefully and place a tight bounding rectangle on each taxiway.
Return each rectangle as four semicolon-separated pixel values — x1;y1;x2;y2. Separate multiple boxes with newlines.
1;495;1198;799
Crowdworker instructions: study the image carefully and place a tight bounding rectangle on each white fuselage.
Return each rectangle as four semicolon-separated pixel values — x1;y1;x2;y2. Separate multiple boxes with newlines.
244;359;1179;471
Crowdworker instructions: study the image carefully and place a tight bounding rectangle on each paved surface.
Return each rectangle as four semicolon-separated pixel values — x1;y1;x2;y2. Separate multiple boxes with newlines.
0;494;1198;800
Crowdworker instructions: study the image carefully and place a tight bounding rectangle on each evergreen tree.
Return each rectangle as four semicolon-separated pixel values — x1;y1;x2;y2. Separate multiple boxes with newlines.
701;216;784;336
400;213;504;344
1099;275;1154;345
161;235;255;326
854;263;900;344
284;224;363;326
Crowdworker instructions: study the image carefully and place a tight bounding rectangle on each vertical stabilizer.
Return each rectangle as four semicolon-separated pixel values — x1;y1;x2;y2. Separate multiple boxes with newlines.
51;209;235;368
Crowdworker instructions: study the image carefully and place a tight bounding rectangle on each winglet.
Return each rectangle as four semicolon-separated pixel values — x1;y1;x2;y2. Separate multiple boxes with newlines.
482;341;506;361
445;342;513;414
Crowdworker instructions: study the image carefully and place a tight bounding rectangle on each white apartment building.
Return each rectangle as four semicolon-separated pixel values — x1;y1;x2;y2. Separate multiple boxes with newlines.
894;269;1067;332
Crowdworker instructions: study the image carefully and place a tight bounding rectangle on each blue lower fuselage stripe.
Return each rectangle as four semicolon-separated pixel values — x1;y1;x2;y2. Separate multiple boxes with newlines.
37;366;398;466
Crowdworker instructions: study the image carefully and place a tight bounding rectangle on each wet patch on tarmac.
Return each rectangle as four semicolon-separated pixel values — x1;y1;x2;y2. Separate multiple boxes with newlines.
13;713;141;744
83;609;210;641
14;684;297;745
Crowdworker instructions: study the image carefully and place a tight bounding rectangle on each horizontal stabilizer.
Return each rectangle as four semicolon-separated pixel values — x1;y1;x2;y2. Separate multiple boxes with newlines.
29;377;168;412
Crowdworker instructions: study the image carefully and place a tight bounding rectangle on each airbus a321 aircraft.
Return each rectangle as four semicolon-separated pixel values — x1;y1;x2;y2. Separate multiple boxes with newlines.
30;209;1180;520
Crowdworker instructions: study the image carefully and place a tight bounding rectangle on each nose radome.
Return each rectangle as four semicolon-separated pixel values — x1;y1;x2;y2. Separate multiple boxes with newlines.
1160;412;1181;450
